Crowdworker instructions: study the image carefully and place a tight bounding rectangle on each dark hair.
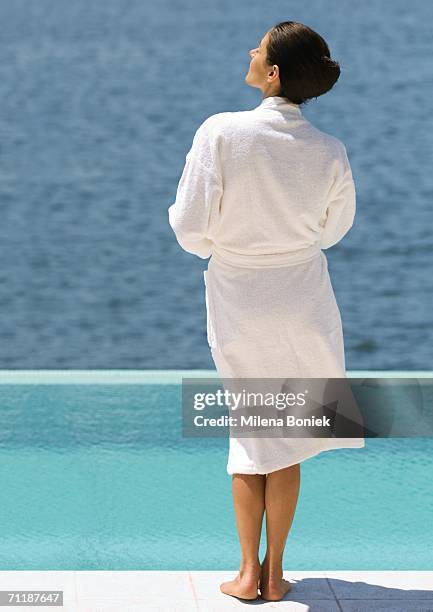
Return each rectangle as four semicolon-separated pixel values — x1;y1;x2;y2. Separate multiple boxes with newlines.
266;21;341;106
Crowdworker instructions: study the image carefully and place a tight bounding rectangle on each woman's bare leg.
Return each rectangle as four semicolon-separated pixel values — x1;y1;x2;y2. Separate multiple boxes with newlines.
220;473;266;600
260;463;301;601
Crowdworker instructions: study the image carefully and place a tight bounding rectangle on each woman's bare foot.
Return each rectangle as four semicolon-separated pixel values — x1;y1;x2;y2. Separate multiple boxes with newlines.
220;564;261;601
259;558;292;601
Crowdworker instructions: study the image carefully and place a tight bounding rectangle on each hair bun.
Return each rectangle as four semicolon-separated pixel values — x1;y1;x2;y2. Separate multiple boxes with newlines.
321;55;339;68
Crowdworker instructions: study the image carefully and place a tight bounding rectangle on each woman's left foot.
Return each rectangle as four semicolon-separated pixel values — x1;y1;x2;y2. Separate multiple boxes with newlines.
220;566;260;600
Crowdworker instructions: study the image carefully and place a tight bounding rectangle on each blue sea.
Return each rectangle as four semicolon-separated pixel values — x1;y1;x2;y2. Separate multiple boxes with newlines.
0;0;432;369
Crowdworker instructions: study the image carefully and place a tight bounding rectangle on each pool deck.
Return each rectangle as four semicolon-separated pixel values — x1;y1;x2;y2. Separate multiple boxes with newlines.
0;571;432;611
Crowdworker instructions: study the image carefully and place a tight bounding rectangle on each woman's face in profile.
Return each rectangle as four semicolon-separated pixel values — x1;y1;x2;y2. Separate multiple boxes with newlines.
245;31;275;91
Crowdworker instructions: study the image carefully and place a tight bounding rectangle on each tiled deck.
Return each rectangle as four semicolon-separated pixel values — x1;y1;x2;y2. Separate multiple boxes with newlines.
0;571;432;611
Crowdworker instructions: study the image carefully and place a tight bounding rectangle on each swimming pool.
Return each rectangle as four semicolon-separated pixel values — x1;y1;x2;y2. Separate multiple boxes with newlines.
0;371;432;571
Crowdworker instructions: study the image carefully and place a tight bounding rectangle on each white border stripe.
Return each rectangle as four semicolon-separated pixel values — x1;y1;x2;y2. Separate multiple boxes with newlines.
0;370;431;384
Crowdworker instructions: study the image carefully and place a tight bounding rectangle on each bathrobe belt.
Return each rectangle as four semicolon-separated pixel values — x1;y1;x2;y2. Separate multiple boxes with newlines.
210;242;322;269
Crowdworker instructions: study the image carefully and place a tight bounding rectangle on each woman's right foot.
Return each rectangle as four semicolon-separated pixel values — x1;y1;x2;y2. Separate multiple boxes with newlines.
259;559;292;601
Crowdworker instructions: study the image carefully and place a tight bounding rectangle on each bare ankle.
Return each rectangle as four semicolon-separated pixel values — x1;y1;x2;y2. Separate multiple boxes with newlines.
261;555;283;579
240;560;261;576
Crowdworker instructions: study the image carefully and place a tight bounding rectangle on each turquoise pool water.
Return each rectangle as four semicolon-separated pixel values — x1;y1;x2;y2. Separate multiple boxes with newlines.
0;373;432;571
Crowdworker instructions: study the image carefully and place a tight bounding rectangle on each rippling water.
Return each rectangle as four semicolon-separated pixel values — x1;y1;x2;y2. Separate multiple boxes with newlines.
0;0;432;369
0;384;432;570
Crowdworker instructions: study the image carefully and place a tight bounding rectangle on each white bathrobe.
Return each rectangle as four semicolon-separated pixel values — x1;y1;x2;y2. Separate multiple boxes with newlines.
168;95;365;475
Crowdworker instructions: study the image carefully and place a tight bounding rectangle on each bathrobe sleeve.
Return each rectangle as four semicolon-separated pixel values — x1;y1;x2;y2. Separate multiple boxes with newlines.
168;117;223;259
319;144;356;250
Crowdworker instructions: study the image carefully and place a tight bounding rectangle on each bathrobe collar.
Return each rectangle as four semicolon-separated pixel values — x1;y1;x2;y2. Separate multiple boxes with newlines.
254;95;302;115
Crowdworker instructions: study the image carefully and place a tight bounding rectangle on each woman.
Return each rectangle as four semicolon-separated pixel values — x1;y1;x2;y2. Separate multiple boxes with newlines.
168;20;364;602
